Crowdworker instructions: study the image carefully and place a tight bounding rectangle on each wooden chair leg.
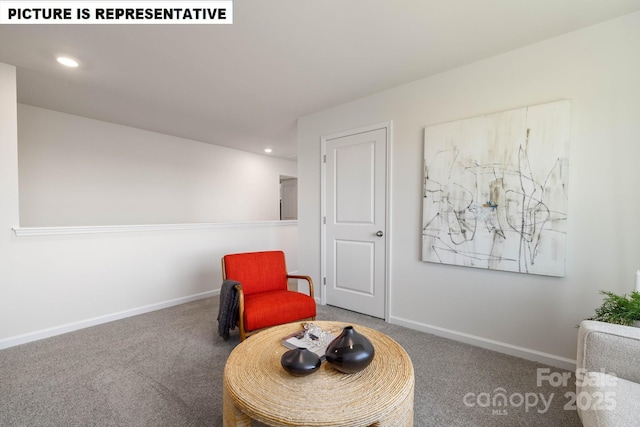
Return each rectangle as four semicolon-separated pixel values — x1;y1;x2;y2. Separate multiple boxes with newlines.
239;323;247;341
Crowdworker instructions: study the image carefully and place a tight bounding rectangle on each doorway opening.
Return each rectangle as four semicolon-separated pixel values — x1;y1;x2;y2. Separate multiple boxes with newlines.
279;176;297;220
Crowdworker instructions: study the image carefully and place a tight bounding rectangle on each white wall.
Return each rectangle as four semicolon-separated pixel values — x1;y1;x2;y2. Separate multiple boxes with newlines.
0;66;299;348
18;104;296;226
298;12;640;368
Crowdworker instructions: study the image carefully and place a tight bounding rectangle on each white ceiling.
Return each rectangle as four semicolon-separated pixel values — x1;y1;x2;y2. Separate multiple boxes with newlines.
1;0;639;159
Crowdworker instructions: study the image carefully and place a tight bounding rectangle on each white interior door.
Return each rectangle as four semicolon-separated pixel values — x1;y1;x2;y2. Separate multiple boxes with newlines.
323;125;388;319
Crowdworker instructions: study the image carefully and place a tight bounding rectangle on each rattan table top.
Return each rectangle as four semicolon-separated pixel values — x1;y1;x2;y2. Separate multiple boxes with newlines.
223;320;414;426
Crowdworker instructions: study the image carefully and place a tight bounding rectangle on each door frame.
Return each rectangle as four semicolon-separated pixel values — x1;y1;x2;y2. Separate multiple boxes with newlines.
320;121;392;321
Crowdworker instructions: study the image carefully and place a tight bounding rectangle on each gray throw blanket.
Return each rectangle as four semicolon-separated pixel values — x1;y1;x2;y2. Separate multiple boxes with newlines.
217;279;240;340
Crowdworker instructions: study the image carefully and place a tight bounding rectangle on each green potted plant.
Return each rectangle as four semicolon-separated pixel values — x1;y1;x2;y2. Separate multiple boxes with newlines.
588;290;640;326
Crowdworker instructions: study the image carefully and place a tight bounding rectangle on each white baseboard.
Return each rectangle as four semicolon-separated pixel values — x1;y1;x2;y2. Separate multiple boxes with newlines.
0;290;219;350
389;315;577;372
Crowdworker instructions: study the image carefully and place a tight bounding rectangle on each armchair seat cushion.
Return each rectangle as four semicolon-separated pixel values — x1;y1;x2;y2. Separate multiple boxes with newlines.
243;290;316;332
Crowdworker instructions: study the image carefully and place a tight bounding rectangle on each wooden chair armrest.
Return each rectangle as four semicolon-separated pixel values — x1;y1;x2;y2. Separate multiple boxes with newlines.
287;274;315;300
234;283;247;341
234;283;245;303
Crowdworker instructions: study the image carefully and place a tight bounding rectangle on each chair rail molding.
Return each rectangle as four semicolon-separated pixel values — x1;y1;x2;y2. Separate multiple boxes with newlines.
12;220;297;237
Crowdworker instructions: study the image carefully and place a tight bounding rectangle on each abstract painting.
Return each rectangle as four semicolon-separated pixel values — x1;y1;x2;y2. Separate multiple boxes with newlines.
422;100;570;276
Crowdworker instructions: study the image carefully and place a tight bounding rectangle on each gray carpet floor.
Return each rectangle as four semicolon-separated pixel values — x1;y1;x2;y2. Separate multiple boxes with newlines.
0;297;582;426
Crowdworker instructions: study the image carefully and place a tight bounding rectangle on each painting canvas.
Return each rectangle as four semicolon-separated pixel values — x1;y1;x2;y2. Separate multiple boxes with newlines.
422;100;570;276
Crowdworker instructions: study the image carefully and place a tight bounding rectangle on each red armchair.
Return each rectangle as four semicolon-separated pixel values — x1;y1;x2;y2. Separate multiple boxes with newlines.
221;251;316;341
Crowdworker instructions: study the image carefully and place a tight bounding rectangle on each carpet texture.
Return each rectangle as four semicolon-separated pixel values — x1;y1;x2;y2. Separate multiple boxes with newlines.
0;297;582;426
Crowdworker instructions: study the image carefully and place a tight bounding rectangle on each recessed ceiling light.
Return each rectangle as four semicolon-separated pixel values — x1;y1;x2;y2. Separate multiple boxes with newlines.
264;148;273;153
56;57;79;67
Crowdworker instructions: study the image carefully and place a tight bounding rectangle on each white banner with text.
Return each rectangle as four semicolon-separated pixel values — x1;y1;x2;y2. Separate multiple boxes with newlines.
0;1;233;24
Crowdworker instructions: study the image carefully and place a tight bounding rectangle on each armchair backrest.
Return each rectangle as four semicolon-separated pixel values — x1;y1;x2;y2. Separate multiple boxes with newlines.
222;251;289;296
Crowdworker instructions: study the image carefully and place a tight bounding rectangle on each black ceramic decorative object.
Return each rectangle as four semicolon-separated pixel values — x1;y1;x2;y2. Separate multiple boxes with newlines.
325;326;375;374
280;347;321;377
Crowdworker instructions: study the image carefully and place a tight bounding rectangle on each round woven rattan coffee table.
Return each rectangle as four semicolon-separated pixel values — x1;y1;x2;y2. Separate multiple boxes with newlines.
223;321;414;426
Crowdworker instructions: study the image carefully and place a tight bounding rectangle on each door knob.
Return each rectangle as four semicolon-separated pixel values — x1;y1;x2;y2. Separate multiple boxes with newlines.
375;230;384;237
